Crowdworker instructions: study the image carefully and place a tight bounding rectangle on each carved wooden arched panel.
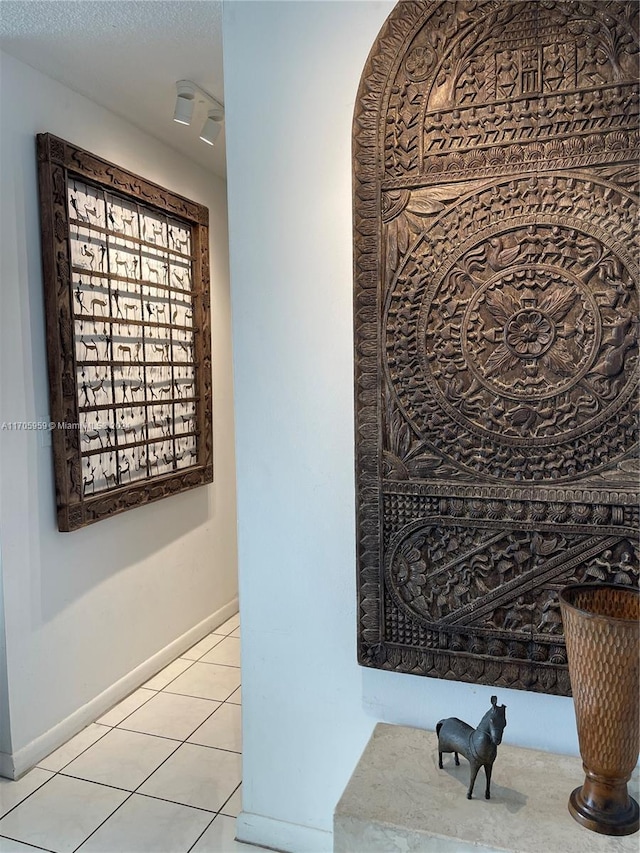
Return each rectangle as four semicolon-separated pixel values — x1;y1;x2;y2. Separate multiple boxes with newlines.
354;1;639;694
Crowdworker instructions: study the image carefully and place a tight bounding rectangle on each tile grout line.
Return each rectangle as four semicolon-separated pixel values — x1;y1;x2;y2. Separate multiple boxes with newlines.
161;682;240;702
1;736;239;849
133;788;222;815
95;684;160;727
108;722;242;754
115;704;223;744
0;832;56;853
0;618;241;851
0;772;56;823
218;779;242;817
63;715;235;849
178;658;242;671
185;811;219;853
35;721;114;775
184;782;243;853
70;790;136;853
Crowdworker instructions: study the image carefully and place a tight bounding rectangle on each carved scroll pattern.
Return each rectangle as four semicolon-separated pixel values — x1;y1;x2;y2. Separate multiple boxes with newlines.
354;1;639;694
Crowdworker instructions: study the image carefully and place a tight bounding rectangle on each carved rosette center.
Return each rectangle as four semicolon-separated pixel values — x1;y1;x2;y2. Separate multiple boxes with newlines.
504;308;555;358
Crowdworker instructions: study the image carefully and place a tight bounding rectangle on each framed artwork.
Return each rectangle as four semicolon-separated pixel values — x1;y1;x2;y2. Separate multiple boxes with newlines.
37;133;213;531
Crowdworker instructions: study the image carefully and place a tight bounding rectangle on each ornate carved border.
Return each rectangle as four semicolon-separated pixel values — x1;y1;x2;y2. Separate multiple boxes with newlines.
37;134;213;531
353;0;429;673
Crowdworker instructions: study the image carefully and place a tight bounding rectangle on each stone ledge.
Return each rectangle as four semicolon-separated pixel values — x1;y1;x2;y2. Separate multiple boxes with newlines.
334;723;639;853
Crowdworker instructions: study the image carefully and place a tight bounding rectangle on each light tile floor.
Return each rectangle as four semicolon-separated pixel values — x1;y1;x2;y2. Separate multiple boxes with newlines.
0;615;258;853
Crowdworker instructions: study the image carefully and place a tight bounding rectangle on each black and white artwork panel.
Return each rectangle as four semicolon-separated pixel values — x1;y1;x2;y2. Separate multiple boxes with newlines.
74;321;110;365
140;245;168;287
173;363;196;401
171;292;193;328
174;400;196;434
79;410;106;454
111;323;142;369
140;210;166;247
72;272;106;321
106;194;139;239
169;256;192;292
92;450;119;492
68;179;106;229
109;237;139;282
145;404;169;442
172;328;195;364
176;433;197;469
70;224;107;275
168;219;191;256
147;439;175;476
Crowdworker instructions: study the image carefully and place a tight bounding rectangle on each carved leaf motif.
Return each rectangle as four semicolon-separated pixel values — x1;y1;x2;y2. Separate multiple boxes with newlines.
382;189;411;223
537;668;558;692
596;164;640;193
542;340;576;375
407;453;452;478
397;217;411;256
406;185;468;216
391;409;412;460
387;224;398;272
483;344;518;377
502;663;520;684
539;288;577;323
386;214;414;272
586;564;607;581
484;289;517;325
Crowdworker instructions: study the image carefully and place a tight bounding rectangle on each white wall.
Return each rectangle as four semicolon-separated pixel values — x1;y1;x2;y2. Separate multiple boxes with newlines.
223;3;578;850
0;557;10;757
0;50;238;774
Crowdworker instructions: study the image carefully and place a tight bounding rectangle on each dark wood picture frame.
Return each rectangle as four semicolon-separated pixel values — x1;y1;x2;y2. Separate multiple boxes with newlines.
37;133;213;531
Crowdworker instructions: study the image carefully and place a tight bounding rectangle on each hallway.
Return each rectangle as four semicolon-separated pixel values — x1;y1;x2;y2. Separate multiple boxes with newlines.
0;615;255;852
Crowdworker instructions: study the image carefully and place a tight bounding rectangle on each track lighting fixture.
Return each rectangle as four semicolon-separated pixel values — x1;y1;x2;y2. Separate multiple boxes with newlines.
173;81;196;125
199;109;224;146
173;80;225;147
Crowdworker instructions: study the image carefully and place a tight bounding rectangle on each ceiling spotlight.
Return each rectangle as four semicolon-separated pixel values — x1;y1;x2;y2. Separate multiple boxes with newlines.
199;109;224;146
173;80;196;126
173;80;225;147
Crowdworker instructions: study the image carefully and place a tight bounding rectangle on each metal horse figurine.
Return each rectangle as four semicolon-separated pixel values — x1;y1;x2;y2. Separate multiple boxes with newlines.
436;695;507;800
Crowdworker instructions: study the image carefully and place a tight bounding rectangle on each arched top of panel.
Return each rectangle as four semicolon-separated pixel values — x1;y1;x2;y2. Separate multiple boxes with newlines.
355;1;639;187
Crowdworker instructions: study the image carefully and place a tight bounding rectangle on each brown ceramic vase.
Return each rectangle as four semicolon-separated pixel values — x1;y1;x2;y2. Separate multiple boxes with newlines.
559;583;639;836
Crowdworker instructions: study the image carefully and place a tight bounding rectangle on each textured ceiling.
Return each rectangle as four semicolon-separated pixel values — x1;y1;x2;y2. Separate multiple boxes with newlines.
0;0;226;178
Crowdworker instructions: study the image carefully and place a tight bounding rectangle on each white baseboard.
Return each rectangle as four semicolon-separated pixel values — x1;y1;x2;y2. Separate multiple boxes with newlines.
236;811;333;853
5;598;238;780
0;752;14;780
